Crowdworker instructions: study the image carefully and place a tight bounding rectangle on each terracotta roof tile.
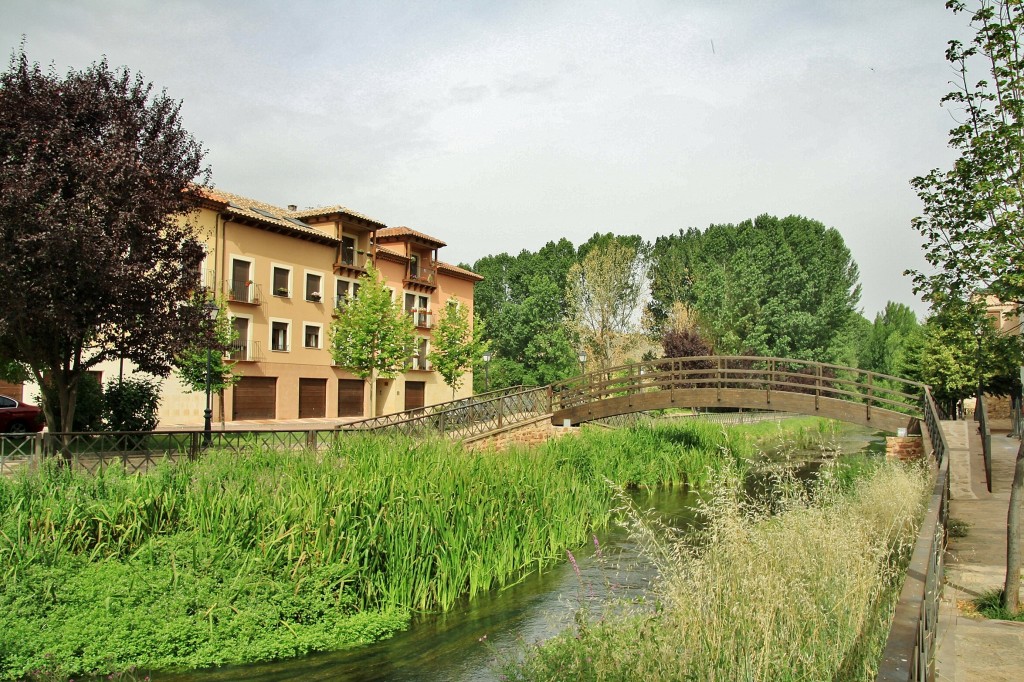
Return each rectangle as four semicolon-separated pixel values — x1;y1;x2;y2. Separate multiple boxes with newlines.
291;204;386;228
437;261;483;282
376;226;447;248
212;189;338;243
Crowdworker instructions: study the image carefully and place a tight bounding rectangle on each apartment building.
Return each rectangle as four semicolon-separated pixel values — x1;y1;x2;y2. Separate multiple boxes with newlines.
196;189;482;422
21;190;482;426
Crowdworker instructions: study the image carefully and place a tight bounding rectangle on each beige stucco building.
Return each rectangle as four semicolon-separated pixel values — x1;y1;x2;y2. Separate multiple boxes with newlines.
23;190;482;427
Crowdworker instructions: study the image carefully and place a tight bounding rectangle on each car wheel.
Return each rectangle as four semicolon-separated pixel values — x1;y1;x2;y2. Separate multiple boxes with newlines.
7;421;27;434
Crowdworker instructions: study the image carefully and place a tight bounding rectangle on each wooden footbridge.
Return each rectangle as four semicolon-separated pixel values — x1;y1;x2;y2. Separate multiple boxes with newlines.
342;355;925;439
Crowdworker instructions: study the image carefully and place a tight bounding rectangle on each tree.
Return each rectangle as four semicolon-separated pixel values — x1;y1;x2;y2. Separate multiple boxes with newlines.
428;298;486;399
174;297;239;399
328;262;415;417
566;234;648;371
908;0;1024;613
0;48;210;436
647;216;861;363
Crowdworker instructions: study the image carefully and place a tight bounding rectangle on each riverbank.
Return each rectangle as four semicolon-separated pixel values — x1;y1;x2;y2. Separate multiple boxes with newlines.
502;459;930;682
0;418;840;680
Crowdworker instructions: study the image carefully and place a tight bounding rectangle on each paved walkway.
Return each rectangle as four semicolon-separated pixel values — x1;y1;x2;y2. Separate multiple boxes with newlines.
935;419;1024;681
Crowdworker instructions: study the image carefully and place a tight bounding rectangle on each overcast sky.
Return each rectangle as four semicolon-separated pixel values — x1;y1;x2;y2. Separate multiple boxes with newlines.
3;0;975;318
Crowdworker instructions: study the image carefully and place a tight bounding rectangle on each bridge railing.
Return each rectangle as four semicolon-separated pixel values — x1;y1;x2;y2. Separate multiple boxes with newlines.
551;356;926;418
877;387;949;682
340;385;552;440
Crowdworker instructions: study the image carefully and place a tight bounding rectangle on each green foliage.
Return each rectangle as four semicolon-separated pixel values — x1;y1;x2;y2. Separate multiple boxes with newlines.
427;299;485;398
0;420;782;679
0;358;27;384
102;376;161;432
329;263;415;415
908;0;1024;307
174;297;238;394
470;240;579;388
647;215;862;362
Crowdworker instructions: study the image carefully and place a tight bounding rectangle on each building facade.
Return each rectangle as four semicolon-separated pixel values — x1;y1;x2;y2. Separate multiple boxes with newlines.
22;189;482;426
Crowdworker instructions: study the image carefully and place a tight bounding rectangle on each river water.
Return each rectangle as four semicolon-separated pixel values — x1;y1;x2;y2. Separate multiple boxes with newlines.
157;426;882;682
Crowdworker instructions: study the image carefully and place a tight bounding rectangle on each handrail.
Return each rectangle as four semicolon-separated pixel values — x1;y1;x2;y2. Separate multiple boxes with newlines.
876;387;949;682
551;356;926;419
340;385;532;431
341;385;552;441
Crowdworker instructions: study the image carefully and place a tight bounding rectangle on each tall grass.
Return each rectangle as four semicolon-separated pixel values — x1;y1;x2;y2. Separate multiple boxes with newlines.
0;419;757;679
503;460;930;682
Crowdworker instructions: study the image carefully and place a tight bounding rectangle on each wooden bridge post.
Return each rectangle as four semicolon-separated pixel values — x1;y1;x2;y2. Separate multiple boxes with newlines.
768;359;774;405
866;372;873;422
716;357;723;403
815;363;822;411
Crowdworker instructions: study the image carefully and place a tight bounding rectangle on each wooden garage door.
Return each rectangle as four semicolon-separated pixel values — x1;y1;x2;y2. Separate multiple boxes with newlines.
337;379;364;417
299;378;327;419
233;376;276;420
405;381;425;411
0;381;23;402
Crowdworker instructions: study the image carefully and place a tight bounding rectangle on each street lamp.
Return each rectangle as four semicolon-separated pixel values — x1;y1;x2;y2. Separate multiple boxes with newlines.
482;351;493;391
203;300;219;447
578;351;587;375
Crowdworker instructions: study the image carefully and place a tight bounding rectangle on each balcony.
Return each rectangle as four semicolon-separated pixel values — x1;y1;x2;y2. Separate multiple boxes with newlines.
336;248;370;277
226;280;263;306
410;310;432;329
227;340;263;362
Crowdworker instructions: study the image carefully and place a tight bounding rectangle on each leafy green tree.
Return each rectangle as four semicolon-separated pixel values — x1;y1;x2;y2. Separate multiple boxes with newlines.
428;299;486;399
651;215;861;362
174;298;239;395
0;49;210;436
859;302;923;384
566;235;648;371
908;0;1024;613
329;263;415;417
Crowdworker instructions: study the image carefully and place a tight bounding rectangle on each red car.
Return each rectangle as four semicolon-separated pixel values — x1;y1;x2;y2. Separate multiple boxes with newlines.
0;395;45;433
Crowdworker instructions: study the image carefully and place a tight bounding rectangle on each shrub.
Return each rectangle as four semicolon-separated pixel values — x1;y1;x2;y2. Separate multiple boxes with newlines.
102;376;161;432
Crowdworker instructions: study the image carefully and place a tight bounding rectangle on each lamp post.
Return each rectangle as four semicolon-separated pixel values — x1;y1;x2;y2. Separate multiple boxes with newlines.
203;300;219;447
975;326;984;420
482;351;492;391
578;351;587;375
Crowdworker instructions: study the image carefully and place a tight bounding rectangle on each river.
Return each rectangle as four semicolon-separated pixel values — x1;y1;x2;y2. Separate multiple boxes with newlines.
155;425;882;682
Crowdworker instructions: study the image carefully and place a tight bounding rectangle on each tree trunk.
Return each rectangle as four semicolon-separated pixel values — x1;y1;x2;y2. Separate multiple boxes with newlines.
1004;439;1024;613
368;371;376;419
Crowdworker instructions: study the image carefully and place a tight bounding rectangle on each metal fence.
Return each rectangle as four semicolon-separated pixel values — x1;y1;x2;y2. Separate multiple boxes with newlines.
876;388;949;682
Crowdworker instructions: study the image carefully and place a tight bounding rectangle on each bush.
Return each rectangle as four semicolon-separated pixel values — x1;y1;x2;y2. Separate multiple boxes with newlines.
102;376;161;432
47;373;104;432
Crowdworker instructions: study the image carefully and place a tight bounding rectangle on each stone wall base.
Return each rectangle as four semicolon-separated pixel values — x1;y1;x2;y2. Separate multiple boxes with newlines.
886;435;924;461
466;420;575;452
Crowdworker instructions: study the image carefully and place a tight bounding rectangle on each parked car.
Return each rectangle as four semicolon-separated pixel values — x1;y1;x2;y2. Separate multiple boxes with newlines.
0;395;45;433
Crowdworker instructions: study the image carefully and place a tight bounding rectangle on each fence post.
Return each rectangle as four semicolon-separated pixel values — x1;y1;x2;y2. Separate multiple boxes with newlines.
866;371;873;422
189;432;199;460
306;430;317;451
498;397;505;429
815;363;822;411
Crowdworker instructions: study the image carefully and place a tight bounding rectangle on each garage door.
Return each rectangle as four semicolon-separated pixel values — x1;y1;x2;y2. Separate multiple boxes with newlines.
233;377;277;420
337;379;364;417
299;378;327;418
405;381;425;411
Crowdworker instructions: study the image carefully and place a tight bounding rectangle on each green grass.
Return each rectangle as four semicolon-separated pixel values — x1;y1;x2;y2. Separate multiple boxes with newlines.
974;590;1024;622
501;459;929;682
0;419;771;680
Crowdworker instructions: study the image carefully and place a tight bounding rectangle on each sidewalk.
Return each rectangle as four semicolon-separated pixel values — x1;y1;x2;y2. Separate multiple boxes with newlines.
934;419;1024;681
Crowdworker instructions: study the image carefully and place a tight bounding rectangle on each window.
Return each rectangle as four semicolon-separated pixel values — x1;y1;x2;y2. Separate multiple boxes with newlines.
306;272;323;302
409;254;420;278
341;235;357;266
336;278;360;307
413;337;429;370
271;320;290;352
272;266;291;297
304;324;321;349
405;293;430;327
230;316;250;360
230;257;254;302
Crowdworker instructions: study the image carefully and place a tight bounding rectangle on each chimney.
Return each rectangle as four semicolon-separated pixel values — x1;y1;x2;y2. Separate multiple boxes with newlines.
287;204;297;211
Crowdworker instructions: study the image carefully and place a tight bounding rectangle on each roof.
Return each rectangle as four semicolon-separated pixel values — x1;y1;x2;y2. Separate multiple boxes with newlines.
374;246;408;263
205;189;339;245
437;261;484;282
376;226;447;248
291;204;387;228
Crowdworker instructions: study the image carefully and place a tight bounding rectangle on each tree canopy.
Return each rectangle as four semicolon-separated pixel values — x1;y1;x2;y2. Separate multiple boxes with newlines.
428;298;485;399
0;48;211;433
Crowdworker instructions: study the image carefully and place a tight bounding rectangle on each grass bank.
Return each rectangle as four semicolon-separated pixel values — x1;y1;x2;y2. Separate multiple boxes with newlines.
0;419;772;679
501;459;929;682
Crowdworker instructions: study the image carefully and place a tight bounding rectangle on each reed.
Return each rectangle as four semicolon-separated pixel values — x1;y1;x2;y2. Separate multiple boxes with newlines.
503;459;929;682
0;419;760;679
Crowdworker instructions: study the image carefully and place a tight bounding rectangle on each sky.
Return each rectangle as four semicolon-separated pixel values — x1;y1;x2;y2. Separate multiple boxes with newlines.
2;0;976;319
